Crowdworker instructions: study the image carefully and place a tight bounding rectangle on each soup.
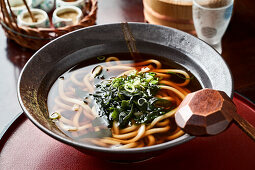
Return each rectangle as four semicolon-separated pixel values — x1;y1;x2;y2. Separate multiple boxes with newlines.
47;53;201;149
22;13;45;23
57;11;78;24
12;3;25;8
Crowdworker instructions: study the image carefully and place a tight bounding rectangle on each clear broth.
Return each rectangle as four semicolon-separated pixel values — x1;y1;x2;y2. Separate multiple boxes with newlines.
47;53;202;147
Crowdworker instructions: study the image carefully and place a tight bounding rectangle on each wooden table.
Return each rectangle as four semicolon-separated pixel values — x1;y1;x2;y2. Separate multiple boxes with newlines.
0;0;254;134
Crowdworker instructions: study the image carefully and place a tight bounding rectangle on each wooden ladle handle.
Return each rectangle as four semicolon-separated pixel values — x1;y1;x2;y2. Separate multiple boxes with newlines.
233;112;255;141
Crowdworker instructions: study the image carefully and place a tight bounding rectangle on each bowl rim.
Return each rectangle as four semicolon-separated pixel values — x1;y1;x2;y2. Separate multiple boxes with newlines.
17;22;233;154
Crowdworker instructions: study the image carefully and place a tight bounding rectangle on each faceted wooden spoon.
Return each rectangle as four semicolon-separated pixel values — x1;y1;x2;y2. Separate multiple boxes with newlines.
175;88;255;141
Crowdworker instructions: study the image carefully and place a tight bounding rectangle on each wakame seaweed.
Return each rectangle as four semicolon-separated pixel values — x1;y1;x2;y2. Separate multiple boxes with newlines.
92;71;172;128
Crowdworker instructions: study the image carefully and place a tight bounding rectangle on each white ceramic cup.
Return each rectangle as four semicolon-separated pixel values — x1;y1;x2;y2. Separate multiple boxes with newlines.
32;0;55;13
56;0;85;10
7;0;32;16
32;0;43;7
52;6;83;28
17;8;50;28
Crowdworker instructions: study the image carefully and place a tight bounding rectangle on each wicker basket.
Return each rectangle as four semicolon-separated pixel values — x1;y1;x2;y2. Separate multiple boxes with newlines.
143;0;195;34
0;0;98;50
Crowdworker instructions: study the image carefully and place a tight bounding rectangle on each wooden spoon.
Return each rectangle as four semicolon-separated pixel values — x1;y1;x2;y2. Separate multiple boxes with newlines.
175;88;255;141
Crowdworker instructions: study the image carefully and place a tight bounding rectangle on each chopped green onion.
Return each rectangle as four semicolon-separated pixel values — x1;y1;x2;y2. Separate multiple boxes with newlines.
50;112;61;120
141;82;148;87
145;75;153;82
138;98;147;106
124;83;135;93
113;81;120;88
91;65;103;78
97;56;106;61
133;79;141;86
150;80;158;85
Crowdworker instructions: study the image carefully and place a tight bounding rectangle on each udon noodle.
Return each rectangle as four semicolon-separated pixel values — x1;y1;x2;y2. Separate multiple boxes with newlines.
48;56;194;149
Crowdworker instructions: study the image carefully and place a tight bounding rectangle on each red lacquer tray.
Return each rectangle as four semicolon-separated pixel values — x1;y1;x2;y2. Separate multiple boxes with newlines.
0;93;255;170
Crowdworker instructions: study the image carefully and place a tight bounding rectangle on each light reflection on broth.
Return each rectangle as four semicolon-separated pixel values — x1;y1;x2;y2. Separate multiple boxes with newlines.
47;53;201;149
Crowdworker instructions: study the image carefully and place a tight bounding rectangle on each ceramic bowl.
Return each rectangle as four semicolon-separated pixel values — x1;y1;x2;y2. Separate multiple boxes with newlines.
17;8;50;28
18;23;233;162
52;6;83;28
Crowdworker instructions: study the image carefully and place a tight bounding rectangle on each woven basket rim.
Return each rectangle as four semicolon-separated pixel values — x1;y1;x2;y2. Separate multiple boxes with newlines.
0;21;53;40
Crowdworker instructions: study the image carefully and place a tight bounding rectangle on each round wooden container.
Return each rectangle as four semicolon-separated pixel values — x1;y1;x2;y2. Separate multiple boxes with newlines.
143;0;195;34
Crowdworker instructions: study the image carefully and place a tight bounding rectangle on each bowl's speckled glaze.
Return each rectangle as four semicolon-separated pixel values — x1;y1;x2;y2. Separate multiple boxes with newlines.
18;23;233;162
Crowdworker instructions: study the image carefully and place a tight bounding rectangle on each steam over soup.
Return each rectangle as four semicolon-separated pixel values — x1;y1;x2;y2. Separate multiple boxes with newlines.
47;53;201;149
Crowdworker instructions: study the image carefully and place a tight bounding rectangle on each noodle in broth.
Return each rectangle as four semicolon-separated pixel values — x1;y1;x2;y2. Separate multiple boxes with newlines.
47;54;200;149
